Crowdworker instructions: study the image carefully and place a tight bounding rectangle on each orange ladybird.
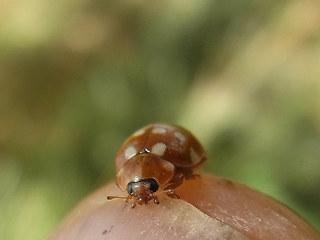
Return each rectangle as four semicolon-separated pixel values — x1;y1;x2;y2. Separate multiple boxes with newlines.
107;123;206;207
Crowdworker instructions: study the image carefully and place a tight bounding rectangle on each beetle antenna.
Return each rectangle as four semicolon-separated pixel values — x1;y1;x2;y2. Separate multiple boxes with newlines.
107;195;127;200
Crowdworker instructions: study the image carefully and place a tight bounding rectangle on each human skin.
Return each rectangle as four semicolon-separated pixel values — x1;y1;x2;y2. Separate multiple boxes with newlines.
48;174;320;240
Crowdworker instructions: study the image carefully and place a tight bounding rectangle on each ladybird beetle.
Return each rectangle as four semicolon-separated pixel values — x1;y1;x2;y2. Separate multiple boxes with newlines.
107;123;206;207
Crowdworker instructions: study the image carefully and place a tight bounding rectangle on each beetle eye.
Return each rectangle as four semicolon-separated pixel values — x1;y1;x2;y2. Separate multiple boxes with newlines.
127;182;134;195
146;178;159;193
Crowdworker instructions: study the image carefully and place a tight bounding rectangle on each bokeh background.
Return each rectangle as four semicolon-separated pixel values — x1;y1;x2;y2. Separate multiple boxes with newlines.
1;0;320;239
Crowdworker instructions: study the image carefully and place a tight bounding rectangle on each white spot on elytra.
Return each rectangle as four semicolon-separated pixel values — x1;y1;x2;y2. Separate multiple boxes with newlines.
132;128;145;137
174;131;186;144
190;148;201;164
125;146;137;159
151;142;167;156
152;127;167;134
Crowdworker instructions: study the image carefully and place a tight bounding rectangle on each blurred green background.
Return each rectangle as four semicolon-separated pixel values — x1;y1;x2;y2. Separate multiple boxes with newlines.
1;0;320;239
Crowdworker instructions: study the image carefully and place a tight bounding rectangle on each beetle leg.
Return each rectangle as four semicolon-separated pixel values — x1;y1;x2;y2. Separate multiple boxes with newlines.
153;195;160;204
164;189;180;199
